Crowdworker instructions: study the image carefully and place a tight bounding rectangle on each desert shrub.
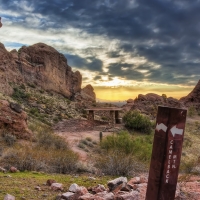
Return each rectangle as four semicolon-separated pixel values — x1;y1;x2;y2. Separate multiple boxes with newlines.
78;143;85;149
28;119;50;135
27;83;36;88
92;141;97;145
180;158;198;174
12;87;31;101
100;131;153;161
100;131;135;154
86;137;92;142
80;139;89;146
48;149;79;173
87;143;94;148
123;111;152;134
188;106;197;117
37;129;68;150
1;146;79;173
95;132;152;175
0;131;16;146
29;108;39;116
95;150;135;176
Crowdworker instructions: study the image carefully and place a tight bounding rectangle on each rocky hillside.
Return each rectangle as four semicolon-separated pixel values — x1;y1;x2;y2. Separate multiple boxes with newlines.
123;93;183;118
0;42;97;131
122;80;200;117
0;42;82;99
180;80;200;109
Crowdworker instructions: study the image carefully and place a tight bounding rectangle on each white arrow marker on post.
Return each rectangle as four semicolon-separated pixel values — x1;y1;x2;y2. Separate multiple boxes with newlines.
170;125;183;137
156;123;167;132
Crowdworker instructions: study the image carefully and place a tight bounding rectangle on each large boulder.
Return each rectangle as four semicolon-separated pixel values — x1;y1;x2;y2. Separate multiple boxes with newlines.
18;43;82;98
0;42;82;99
0;100;32;139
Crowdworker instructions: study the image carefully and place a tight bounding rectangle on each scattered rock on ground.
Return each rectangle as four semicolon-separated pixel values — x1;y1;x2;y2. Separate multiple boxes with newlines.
4;194;15;200
10;166;18;173
51;183;63;191
46;179;56;186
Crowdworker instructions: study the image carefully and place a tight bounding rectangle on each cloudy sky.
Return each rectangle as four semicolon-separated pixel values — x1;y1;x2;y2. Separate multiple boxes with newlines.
0;0;199;100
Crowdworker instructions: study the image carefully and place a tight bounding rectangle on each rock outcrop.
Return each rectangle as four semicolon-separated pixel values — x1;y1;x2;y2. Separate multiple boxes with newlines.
0;43;23;95
0;42;82;99
0;100;32;139
80;84;96;102
74;84;96;108
123;99;134;111
123;93;183;118
180;80;200;109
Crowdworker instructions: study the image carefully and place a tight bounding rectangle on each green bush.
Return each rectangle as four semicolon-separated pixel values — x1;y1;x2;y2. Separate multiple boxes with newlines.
100;131;135;154
95;131;153;175
100;131;153;161
29;108;39;116
12;87;31;101
123;110;152;134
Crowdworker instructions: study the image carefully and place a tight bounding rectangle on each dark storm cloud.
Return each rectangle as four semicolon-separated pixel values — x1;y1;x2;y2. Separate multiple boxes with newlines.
65;54;103;72
2;0;200;85
108;62;144;80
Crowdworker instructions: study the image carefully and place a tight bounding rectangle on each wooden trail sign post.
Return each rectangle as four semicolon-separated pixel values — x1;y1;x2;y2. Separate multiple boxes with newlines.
146;106;187;200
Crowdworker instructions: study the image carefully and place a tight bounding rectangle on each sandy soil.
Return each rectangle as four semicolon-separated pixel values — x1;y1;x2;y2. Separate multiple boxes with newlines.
53;119;117;161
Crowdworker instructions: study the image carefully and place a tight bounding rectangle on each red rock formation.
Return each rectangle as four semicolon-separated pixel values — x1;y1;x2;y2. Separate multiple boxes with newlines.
81;84;96;101
123;93;182;117
123;99;134;111
0;100;32;139
18;43;82;98
0;42;82;99
180;80;200;107
0;43;23;95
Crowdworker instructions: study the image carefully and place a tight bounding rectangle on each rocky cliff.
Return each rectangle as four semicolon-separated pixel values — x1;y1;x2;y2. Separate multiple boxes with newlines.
0;42;82;99
180;80;200;109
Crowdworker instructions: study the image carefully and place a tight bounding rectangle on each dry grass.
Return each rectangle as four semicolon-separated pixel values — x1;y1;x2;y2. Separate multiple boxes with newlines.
0;171;112;200
180;115;200;173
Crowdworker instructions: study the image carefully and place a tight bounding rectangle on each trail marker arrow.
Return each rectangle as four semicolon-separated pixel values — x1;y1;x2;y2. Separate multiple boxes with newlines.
156;123;167;132
170;125;183;137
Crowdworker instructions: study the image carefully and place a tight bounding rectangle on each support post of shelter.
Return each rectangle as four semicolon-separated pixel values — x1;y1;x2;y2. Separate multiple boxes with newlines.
115;110;119;124
110;110;115;127
88;110;94;122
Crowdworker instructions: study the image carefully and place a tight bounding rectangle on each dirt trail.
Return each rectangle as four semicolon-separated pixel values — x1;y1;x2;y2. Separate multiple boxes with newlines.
54;119;114;161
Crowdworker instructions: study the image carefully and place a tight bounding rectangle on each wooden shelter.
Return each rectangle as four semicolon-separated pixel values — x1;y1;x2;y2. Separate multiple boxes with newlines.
85;107;123;127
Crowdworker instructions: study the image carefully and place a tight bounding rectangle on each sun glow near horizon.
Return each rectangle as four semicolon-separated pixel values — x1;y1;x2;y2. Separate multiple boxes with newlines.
93;83;193;101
